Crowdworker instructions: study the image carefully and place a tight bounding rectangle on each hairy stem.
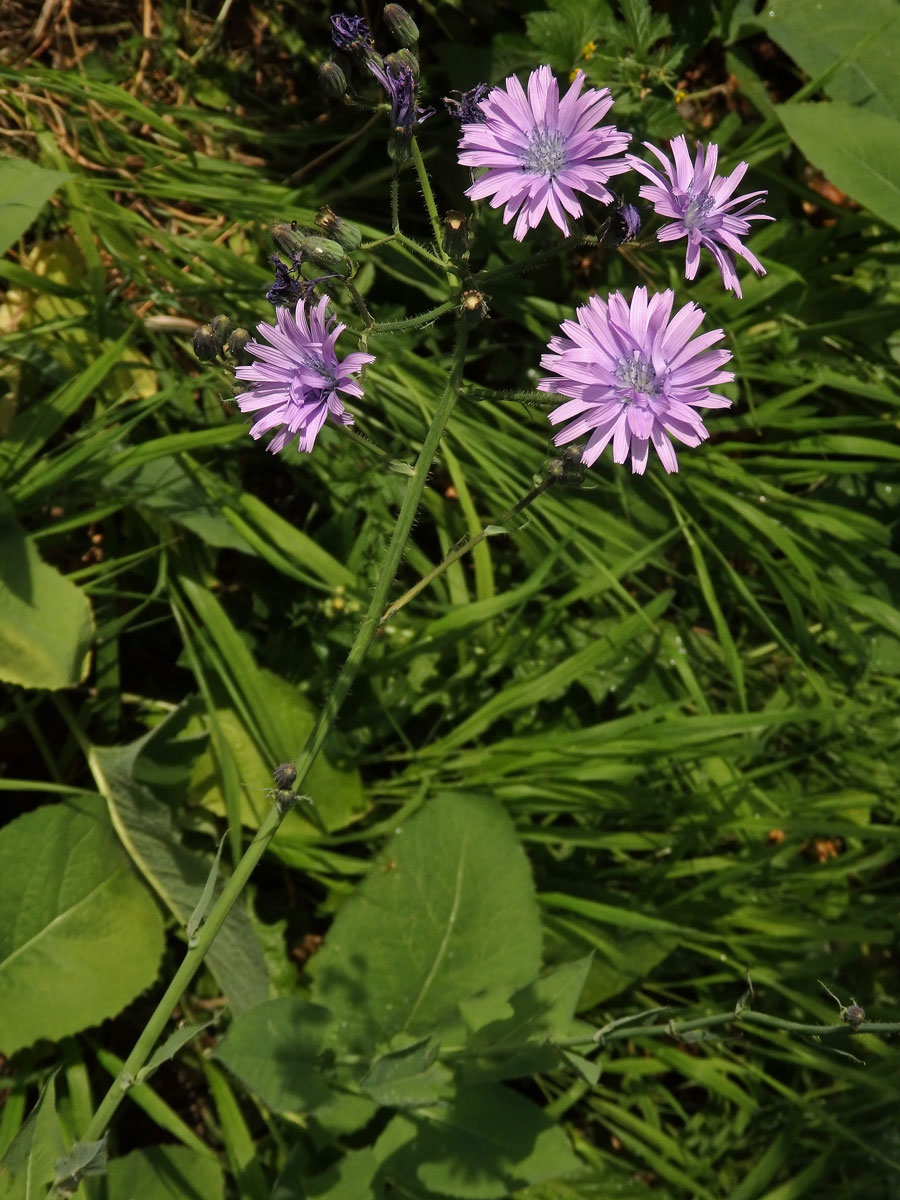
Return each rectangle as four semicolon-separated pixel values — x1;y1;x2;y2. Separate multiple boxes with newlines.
63;319;471;1173
381;475;554;624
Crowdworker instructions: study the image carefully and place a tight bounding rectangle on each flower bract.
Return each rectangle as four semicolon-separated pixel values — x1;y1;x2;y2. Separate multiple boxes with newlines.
627;135;773;297
235;295;374;454
540;287;734;474
458;65;630;241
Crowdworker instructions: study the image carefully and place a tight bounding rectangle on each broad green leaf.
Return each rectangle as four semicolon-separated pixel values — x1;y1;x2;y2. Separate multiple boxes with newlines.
0;797;165;1055
106;1145;224;1200
777;101;900;231
0;1077;63;1200
213;997;336;1114
89;727;269;1015
763;0;900;118
389;1087;581;1199
0;158;69;257
310;793;542;1053
0;509;93;690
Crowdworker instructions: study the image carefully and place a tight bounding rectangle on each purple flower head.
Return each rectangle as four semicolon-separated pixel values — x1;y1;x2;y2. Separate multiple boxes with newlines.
539;286;734;475
235;295;375;455
627;135;773;297
368;57;433;137
444;83;490;124
331;13;374;57
457;65;631;242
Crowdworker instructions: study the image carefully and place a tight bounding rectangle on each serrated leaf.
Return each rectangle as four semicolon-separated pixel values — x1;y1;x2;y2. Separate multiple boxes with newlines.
0;510;93;690
0;797;165;1055
213;997;336;1114
310;792;542;1054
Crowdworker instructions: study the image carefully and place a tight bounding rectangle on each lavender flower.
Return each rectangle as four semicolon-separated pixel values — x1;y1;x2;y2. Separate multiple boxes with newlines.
540;287;734;474
457;65;630;242
627;136;773;297
368;57;433;139
235;295;374;455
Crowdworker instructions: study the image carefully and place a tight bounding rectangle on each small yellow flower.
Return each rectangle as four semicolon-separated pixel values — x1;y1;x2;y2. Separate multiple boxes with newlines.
582;40;596;60
674;89;686;104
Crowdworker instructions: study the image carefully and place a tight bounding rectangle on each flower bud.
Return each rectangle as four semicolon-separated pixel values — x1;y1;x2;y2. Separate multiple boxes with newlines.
226;328;251;358
193;324;219;361
210;313;234;351
299;235;352;274
383;4;419;48
385;48;419;81
442;210;468;261
273;762;297;788
271;220;307;258
318;58;349;99
315;205;363;252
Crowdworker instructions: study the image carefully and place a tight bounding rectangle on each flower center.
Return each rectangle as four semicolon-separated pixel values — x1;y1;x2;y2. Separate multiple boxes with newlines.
682;191;716;230
614;352;660;402
523;129;568;176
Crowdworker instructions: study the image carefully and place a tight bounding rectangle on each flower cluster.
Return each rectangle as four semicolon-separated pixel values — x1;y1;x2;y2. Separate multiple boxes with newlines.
224;19;774;476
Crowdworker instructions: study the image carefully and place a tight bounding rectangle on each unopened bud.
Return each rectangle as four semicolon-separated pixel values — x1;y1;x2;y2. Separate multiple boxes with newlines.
226;328;251;358
315;205;362;252
210;314;234;350
442;210;468;261
193;324;219;361
383;4;419;48
319;58;349;99
271;220;306;258
273;762;298;788
300;235;352;273
385;48;419;81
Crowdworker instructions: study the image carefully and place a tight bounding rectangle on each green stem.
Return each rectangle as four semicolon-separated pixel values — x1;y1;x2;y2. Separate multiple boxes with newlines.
288;315;469;776
368;300;456;334
76;800;285;1148
409;136;448;264
62;320;471;1176
390;174;400;235
380;475;554;624
345;279;375;329
360;230;447;271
